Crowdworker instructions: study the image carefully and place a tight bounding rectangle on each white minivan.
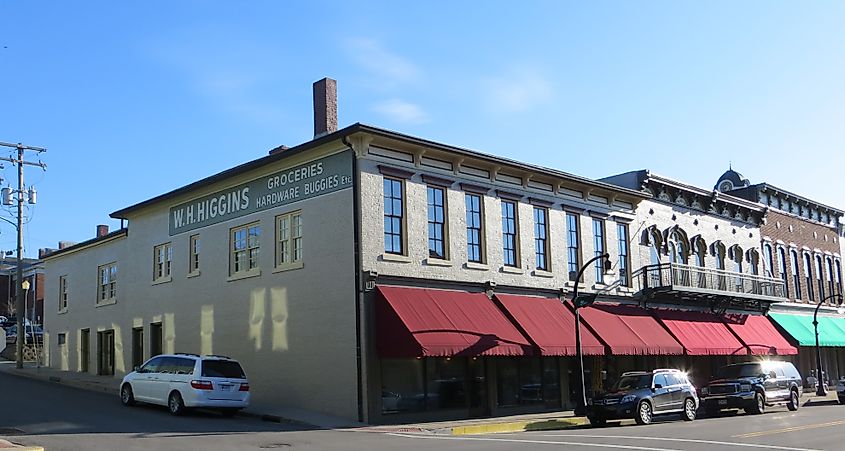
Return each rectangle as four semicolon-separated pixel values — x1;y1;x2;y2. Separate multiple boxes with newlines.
120;353;250;416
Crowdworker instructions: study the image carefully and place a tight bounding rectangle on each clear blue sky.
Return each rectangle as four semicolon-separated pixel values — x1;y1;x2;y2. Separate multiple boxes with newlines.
1;1;844;256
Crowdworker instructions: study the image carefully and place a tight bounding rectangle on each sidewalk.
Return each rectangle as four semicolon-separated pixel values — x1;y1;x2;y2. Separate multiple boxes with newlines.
0;360;585;435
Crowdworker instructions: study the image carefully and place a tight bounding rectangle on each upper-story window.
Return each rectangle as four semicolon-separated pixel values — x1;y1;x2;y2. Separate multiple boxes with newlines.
804;253;815;302
534;207;550;271
593;218;605;283
668;231;687;264
153;242;172;282
189;235;200;275
763;243;774;277
58;275;68;311
729;245;743;291
749;249;759;276
427;186;447;259
465;194;484;264
501;200;519;267
790;249;800;299
836;259;843;295
276;211;303;269
97;262;117;304
617;223;630;287
826;257;835;296
383;178;405;255
566;213;581;280
816;255;826;301
693;238;706;268
231;222;260;276
715;244;726;270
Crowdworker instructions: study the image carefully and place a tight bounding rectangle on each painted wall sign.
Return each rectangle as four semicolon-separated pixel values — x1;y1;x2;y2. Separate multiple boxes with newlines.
169;150;352;235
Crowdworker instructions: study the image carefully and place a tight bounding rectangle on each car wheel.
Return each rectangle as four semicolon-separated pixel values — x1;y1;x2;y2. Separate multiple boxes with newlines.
747;392;765;415
682;398;696;421
120;384;136;407
634;400;653;425
587;416;606;427
787;389;800;411
168;392;186;416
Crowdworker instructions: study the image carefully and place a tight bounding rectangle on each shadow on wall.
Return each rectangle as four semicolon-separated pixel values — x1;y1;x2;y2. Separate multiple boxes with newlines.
249;286;289;352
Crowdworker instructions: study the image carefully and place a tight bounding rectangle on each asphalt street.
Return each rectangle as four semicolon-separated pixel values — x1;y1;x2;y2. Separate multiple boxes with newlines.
3;370;845;450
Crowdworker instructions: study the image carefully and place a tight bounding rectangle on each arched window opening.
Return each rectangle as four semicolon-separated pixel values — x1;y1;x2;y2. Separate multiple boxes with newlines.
804;253;815;302
789;249;800;300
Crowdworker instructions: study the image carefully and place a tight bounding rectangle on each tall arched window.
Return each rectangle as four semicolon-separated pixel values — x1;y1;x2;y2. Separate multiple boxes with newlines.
763;243;774;277
693;237;706;288
816;255;826;301
730;245;744;292
804;253;815;302
748;249;759;276
826;257;835;296
790;249;801;300
714;242;727;290
668;230;687;264
836;259;843;295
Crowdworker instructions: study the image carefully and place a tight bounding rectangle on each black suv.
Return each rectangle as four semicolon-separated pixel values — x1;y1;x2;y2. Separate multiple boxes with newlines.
700;361;802;415
586;369;699;426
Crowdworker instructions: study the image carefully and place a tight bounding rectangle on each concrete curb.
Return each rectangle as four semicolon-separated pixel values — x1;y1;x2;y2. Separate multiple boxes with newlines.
448;417;587;435
0;438;44;451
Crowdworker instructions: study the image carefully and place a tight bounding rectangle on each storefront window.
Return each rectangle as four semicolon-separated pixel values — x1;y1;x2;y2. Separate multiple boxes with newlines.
426;358;466;410
381;359;425;414
497;357;559;407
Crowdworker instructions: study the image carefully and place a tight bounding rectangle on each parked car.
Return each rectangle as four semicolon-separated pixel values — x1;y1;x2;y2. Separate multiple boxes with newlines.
586;368;698;426
835;378;845;404
120;353;250;416
3;324;44;344
699;361;802;415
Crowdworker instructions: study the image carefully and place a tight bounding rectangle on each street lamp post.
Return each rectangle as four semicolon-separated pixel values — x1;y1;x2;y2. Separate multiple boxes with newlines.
570;252;612;416
812;292;844;397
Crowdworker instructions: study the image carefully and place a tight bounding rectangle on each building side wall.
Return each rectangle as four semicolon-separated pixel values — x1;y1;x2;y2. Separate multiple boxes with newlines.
44;146;359;419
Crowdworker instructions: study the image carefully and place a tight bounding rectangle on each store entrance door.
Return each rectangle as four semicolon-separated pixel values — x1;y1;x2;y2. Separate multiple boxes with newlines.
468;358;489;417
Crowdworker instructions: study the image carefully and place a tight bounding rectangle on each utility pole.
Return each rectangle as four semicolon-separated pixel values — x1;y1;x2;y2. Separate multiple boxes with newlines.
0;141;46;369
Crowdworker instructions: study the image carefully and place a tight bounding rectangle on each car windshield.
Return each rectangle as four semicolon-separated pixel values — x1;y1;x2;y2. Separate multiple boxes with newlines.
611;374;652;391
717;364;763;379
201;360;245;379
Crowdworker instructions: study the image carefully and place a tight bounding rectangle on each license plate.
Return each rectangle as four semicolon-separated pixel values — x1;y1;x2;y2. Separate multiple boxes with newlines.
220;384;233;391
718;399;727;406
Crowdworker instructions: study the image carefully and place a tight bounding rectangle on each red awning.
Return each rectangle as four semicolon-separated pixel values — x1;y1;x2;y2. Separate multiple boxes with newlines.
376;286;533;358
576;303;685;355
494;294;605;356
652;309;747;355
723;314;798;355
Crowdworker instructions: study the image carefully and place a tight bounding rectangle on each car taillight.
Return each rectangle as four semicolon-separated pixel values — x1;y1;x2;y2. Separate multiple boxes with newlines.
239;383;250;392
191;380;213;390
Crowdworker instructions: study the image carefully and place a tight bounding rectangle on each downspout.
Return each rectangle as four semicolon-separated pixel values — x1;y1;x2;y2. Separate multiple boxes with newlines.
343;135;365;423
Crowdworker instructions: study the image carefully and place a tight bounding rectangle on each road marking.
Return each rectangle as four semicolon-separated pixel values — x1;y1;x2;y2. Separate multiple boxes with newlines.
387;433;686;450
733;419;845;438
528;434;821;451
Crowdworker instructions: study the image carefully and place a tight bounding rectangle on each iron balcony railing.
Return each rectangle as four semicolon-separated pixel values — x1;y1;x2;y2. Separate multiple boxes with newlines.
631;262;787;300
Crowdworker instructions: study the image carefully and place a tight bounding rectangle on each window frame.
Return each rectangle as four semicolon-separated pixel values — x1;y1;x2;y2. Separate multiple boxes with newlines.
501;200;520;268
426;186;449;260
96;262;118;304
230;221;261;277
152;242;173;282
58;333;66;346
804;252;815;302
617;223;630;287
58;275;68;312
533;206;550;271
790;249;801;299
593;218;606;283
189;234;200;275
465;193;485;264
383;177;406;256
566;213;582;281
275;210;304;270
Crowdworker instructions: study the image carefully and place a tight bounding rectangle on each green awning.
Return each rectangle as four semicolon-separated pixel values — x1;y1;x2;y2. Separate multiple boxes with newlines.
769;313;845;347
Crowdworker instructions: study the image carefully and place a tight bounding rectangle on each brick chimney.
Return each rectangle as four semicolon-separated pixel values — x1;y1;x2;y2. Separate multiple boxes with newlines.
313;77;337;138
96;224;109;237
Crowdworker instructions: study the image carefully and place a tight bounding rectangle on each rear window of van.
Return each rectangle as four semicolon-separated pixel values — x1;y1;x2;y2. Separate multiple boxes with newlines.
201;360;246;378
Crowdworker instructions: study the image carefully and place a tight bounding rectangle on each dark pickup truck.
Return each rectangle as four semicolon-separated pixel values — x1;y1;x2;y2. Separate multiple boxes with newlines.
699;361;802;415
